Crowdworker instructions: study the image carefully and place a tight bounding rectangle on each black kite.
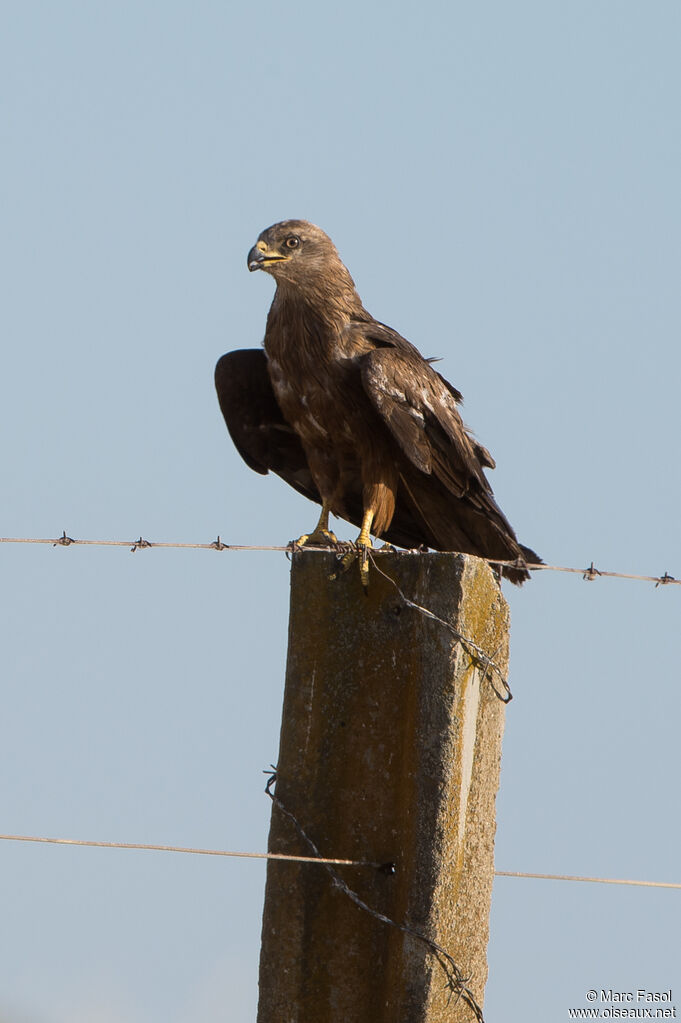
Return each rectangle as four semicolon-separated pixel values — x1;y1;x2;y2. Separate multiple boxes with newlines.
215;220;540;584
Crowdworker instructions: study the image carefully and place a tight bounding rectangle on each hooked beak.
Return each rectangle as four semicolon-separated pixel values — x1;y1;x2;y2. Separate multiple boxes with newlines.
247;241;286;272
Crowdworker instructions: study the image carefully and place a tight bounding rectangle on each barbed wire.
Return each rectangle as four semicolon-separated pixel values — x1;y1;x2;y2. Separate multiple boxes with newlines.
1;831;678;890
266;769;484;1021
369;552;512;701
0;532;678;587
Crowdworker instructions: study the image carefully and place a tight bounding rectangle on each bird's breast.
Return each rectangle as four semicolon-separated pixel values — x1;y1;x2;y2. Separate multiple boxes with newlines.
267;350;360;450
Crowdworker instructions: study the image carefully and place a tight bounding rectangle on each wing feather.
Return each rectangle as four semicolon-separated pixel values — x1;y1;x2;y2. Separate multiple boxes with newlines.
214;349;321;502
215;345;540;583
358;346;541;578
360;347;489;496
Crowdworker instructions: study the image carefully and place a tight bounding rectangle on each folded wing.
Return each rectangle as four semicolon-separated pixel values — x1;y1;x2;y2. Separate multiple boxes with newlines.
359;346;540;582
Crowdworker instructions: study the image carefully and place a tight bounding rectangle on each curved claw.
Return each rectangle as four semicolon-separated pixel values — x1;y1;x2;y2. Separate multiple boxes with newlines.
328;509;375;591
329;539;372;592
358;542;371;591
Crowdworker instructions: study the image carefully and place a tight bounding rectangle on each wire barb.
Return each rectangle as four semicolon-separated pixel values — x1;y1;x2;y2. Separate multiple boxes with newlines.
264;769;485;1022
582;561;601;581
53;530;75;547
130;537;152;552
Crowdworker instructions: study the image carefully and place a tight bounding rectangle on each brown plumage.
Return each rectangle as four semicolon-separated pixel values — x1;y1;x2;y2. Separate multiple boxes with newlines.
215;219;540;583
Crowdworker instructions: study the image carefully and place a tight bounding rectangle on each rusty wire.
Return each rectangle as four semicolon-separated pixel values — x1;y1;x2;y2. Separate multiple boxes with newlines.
263;770;485;1022
494;871;681;890
7;777;675;1022
368;552;512;702
2;531;675;1018
0;832;365;866
0;831;678;890
0;532;678;587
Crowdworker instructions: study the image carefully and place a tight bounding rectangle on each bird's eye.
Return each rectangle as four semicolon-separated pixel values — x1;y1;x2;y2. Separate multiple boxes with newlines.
285;236;300;249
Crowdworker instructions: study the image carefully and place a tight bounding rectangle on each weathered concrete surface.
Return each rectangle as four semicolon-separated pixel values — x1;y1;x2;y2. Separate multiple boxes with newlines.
257;551;509;1023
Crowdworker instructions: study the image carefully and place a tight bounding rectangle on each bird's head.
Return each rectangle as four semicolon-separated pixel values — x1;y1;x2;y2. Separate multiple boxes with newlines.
247;220;356;298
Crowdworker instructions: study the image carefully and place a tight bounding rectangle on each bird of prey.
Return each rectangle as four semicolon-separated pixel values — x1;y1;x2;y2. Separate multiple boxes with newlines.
215;220;540;586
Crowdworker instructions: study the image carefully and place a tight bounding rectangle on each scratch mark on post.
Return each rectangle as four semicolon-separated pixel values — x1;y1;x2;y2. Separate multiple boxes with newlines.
303;666;316;756
457;666;481;855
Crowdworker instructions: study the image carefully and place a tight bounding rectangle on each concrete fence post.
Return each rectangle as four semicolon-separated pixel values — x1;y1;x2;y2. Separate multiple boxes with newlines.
257;550;509;1023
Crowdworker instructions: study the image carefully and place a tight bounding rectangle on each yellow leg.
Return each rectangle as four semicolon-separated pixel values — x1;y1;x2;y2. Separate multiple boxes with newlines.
356;509;374;590
294;501;338;548
356;508;374;548
330;509;375;590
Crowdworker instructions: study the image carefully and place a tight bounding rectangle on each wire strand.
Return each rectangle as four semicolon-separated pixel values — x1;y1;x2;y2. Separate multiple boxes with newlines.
0;833;678;889
368;551;512;701
263;769;484;1021
0;832;367;866
0;533;678;587
494;871;681;890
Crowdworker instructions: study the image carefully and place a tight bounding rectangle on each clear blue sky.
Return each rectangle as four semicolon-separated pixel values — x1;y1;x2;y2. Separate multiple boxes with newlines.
1;3;679;1020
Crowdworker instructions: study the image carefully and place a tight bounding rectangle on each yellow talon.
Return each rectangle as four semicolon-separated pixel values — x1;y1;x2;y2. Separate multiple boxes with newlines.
358;541;371;591
329;509;375;591
329;538;372;588
293;501;337;548
294;527;338;548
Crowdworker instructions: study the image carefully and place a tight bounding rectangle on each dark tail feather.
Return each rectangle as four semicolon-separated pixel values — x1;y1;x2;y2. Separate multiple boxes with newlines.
391;472;541;586
498;544;543;585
